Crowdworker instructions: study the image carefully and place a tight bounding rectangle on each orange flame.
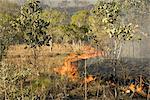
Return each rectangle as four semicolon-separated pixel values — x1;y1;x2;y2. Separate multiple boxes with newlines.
54;45;104;82
125;82;150;98
84;75;96;83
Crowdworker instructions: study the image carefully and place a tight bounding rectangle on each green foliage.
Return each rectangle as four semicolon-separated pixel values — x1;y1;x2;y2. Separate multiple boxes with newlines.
0;13;13;26
91;1;139;42
90;1;121;35
0;36;11;60
60;24;90;43
0;16;15;61
108;23;134;41
0;62;32;99
88;1;121;49
71;10;90;27
0;0;20;56
89;1;141;58
0;0;19;41
92;1;120;25
0;0;19;33
47;23;90;44
41;9;68;44
11;0;51;48
41;9;68;27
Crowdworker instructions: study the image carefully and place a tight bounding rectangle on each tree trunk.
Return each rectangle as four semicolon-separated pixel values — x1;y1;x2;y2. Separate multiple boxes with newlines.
21;81;24;100
4;79;6;100
84;59;87;100
113;40;117;76
113;40;123;76
117;42;123;59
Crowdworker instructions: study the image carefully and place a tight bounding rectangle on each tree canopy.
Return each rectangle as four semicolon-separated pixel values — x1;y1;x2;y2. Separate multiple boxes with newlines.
71;10;90;27
11;0;51;48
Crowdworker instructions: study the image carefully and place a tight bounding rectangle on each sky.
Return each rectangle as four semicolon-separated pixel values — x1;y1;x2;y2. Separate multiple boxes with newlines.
43;0;96;3
8;0;97;3
8;0;97;6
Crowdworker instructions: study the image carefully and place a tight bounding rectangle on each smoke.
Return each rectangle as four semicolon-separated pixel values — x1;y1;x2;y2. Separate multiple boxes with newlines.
120;0;150;59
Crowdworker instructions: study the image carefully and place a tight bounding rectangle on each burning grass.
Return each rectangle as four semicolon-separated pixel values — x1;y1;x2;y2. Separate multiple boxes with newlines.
54;45;104;82
2;43;150;99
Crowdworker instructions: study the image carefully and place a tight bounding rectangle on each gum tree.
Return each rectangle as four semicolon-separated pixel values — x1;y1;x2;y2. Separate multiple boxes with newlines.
90;1;142;89
10;1;52;99
90;1;140;98
12;0;51;68
91;1;139;59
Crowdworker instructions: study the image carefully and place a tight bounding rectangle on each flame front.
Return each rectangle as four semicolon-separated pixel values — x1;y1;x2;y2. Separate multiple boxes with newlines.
54;45;104;82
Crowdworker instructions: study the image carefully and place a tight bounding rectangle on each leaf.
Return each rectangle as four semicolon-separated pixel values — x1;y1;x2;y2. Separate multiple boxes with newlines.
12;0;51;48
46;44;50;46
24;46;28;49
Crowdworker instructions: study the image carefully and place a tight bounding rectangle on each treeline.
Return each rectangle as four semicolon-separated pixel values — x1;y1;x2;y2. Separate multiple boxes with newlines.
0;0;150;59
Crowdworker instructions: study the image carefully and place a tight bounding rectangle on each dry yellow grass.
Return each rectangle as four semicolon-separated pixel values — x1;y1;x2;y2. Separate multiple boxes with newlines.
4;43;84;73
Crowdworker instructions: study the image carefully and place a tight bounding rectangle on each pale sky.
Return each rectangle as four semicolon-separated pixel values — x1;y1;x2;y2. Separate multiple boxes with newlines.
7;0;97;7
8;0;96;3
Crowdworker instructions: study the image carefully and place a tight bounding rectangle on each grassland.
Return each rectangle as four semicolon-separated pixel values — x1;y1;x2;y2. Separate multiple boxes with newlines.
1;43;149;100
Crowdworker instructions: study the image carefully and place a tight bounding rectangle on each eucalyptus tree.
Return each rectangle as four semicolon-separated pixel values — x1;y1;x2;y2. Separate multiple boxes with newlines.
71;10;90;28
12;0;51;48
42;9;67;27
60;24;88;44
11;0;51;71
41;9;68;44
9;1;52;99
90;1;141;87
90;1;138;58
